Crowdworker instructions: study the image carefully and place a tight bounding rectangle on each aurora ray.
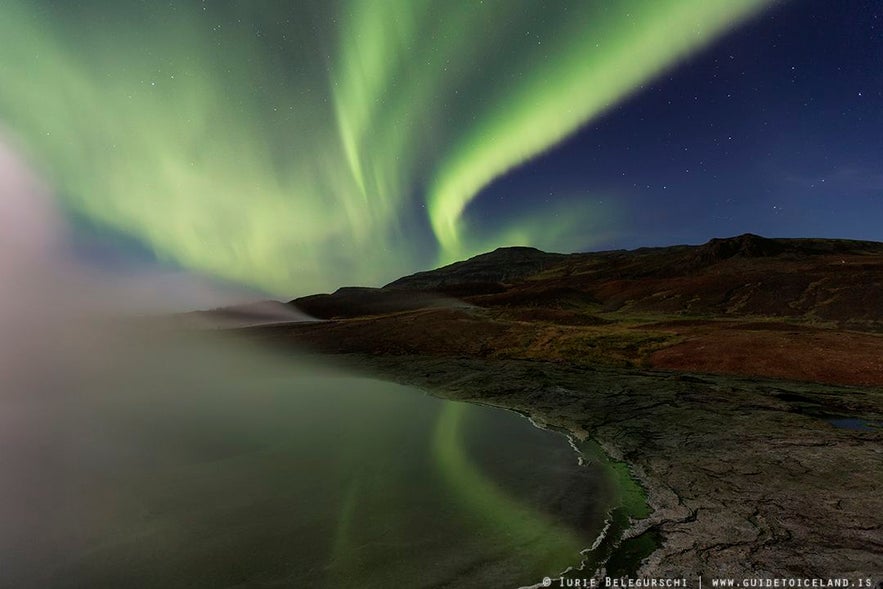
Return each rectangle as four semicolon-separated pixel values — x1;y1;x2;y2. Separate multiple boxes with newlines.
0;1;774;294
424;0;774;261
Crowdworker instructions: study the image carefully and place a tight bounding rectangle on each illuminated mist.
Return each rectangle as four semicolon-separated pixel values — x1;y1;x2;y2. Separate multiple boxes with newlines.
0;141;606;586
0;0;773;295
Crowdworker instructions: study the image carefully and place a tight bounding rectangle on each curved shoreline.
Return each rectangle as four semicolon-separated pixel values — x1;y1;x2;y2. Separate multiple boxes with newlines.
489;406;654;585
413;367;672;583
322;353;883;582
523;417;657;583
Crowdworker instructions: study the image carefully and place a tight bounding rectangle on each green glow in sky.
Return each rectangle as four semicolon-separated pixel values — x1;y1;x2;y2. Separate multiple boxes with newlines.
426;0;773;260
0;1;772;295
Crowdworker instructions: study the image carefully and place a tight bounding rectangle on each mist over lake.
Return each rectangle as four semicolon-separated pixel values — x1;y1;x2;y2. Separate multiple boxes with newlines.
0;326;614;588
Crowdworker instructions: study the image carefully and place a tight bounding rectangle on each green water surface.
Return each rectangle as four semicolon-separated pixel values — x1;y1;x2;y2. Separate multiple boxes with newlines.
5;364;619;588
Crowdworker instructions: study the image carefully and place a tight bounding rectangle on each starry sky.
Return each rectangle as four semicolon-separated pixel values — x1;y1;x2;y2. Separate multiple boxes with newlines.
0;0;880;298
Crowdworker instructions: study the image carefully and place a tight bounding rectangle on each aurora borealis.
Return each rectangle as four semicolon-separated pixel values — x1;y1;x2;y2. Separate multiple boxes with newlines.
3;3;883;584
0;0;779;295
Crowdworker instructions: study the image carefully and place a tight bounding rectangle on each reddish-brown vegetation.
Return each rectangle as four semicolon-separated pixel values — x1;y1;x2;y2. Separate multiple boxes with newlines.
245;234;883;388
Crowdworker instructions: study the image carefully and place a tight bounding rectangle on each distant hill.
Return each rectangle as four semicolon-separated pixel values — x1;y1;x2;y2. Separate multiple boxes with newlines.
177;300;315;328
288;234;883;325
385;246;568;293
241;234;883;387
291;287;471;320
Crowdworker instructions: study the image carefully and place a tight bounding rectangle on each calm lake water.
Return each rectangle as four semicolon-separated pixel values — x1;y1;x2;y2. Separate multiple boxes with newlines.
1;336;615;588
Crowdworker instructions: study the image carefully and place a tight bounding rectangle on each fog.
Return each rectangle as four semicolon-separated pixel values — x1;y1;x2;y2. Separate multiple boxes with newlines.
0;137;339;584
0;138;606;588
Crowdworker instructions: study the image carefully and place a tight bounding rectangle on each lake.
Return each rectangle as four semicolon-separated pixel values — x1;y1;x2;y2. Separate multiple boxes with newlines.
0;335;616;588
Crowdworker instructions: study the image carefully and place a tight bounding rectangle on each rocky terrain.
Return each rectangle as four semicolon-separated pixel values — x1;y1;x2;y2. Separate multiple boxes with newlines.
282;234;883;387
234;234;883;581
314;354;882;581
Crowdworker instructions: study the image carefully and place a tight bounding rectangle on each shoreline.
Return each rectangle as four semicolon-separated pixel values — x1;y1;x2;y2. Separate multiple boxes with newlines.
472;401;655;585
310;352;883;581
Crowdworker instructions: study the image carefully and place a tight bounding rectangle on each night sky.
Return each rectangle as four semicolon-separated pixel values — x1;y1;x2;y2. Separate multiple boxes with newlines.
0;0;880;298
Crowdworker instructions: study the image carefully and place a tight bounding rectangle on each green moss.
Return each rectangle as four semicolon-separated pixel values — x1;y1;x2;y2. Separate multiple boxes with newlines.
560;440;657;579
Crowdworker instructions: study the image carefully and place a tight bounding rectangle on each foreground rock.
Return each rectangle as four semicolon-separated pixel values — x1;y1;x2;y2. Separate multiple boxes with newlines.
310;354;882;581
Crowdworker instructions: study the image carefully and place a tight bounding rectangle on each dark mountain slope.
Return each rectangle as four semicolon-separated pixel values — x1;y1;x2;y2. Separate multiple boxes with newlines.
267;234;883;387
292;234;883;325
384;246;568;292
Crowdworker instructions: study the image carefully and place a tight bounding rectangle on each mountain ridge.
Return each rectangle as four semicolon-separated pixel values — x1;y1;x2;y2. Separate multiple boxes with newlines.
288;233;883;325
247;233;883;388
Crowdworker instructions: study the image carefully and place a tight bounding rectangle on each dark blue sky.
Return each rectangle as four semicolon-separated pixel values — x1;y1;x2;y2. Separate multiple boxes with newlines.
3;0;881;299
473;0;882;251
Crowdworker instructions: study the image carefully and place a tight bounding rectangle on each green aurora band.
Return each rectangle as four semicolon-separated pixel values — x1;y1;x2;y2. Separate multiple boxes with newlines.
0;0;773;295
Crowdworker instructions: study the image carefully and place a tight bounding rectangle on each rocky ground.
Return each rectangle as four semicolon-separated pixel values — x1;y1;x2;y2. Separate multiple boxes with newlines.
229;235;883;581
309;354;883;582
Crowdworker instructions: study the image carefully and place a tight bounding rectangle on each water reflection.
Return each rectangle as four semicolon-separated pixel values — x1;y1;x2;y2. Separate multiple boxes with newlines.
1;332;612;588
0;141;612;587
